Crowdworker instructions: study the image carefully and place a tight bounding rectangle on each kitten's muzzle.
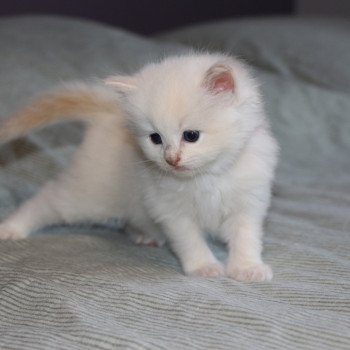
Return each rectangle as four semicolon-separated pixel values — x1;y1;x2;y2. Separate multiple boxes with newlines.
165;155;180;167
165;155;188;172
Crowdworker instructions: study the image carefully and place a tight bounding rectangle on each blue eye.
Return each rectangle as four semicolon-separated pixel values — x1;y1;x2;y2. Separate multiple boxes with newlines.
150;133;162;145
183;130;200;143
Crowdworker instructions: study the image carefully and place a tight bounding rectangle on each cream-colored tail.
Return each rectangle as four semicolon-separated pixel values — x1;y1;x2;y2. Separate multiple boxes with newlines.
0;83;121;142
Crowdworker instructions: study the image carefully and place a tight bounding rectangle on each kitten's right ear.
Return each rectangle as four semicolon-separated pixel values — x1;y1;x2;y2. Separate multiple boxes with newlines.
104;75;138;92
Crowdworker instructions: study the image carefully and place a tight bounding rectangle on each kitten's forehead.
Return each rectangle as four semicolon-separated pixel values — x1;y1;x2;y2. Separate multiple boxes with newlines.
140;54;224;92
124;53;259;137
134;55;226;128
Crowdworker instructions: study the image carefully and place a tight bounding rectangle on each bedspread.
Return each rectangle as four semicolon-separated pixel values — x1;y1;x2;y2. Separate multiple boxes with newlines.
0;16;349;350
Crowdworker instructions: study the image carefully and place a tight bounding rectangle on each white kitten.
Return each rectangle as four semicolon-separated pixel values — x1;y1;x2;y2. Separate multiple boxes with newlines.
0;53;278;282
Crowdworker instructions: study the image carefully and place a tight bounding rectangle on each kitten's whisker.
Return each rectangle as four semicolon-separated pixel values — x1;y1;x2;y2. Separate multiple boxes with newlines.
130;159;154;165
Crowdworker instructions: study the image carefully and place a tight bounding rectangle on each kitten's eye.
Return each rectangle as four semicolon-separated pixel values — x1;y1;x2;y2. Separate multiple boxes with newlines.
183;130;200;143
150;133;162;145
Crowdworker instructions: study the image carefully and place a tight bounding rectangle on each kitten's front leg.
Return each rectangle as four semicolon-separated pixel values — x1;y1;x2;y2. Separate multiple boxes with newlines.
223;217;273;282
162;217;223;277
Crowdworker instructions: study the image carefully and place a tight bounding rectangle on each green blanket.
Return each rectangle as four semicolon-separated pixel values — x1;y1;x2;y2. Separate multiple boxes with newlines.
0;16;349;349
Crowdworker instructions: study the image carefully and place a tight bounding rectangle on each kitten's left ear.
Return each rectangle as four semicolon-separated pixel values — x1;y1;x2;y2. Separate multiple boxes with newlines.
104;75;138;91
203;63;234;94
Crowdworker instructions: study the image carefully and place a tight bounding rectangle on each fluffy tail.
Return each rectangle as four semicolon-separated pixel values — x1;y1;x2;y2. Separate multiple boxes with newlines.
0;83;121;142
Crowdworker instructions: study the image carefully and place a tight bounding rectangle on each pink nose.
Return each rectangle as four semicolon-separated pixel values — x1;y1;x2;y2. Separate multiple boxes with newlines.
165;155;180;167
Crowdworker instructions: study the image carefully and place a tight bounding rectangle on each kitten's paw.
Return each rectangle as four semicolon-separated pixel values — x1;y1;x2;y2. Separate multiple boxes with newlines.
226;263;273;282
128;230;166;248
187;262;224;278
0;225;26;240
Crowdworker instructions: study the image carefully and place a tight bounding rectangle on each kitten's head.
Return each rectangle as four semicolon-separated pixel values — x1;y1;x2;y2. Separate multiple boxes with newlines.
106;53;264;177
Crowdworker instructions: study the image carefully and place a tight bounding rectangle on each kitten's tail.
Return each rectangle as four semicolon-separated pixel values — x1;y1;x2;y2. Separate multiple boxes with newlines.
0;82;121;142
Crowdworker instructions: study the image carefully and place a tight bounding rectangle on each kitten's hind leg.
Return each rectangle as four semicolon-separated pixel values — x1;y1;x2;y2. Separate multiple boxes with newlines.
0;174;112;240
0;181;67;239
0;120;129;240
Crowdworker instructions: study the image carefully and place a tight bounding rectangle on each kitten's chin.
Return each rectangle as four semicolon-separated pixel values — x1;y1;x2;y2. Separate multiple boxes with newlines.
170;167;193;177
162;165;196;178
155;163;208;178
171;166;214;179
173;165;188;172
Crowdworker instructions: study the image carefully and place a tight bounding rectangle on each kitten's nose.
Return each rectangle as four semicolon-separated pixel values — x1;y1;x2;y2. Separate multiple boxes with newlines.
165;155;181;167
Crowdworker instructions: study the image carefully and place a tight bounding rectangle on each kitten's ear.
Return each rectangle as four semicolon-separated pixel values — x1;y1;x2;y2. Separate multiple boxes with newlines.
104;75;138;91
203;63;234;94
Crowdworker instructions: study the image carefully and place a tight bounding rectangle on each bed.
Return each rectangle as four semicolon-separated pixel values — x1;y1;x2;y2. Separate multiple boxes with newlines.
0;15;349;349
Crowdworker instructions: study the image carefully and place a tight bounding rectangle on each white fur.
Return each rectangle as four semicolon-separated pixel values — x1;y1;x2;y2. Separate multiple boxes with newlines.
0;53;278;281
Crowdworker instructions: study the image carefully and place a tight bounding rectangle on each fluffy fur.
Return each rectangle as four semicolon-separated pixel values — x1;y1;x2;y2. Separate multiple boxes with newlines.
0;53;278;281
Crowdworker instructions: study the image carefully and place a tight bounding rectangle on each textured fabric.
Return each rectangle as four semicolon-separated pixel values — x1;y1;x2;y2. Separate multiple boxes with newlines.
0;16;349;350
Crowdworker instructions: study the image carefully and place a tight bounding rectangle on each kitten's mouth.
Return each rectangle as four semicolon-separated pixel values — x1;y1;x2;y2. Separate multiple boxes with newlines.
168;164;191;174
173;165;188;172
163;163;194;175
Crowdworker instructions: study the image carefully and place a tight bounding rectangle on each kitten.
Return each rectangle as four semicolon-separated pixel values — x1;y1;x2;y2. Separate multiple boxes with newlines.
0;53;278;282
